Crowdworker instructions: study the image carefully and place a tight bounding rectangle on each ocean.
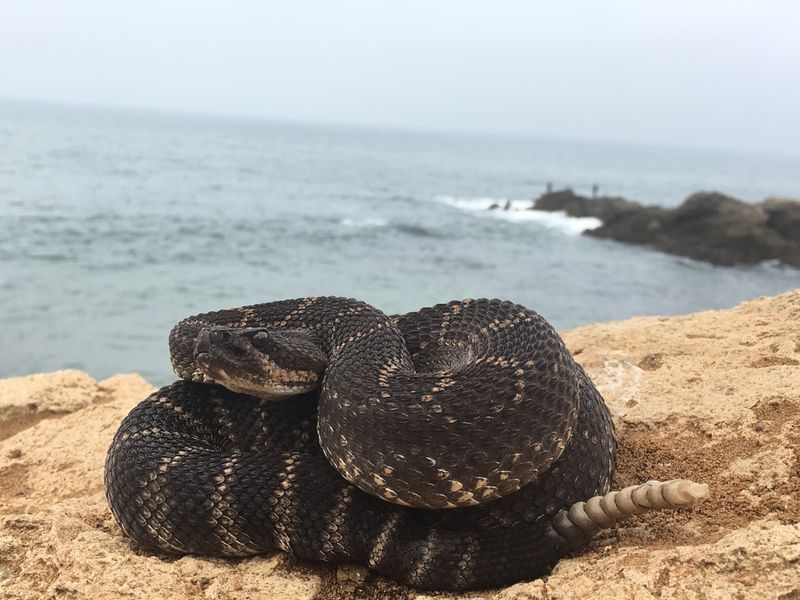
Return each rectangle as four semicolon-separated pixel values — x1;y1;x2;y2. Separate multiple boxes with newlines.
1;100;798;385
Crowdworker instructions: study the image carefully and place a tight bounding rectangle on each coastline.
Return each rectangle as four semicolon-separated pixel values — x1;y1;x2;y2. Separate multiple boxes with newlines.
1;291;799;599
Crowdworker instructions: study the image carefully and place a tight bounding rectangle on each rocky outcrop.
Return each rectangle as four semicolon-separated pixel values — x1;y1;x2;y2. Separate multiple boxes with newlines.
1;290;800;599
533;190;800;267
765;197;800;240
533;190;650;223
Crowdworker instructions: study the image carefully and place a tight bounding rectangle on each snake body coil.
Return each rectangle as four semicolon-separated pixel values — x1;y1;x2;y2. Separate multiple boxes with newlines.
105;297;703;590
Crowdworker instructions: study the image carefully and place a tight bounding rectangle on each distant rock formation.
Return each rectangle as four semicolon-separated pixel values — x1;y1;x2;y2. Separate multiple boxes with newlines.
533;190;800;267
488;200;512;211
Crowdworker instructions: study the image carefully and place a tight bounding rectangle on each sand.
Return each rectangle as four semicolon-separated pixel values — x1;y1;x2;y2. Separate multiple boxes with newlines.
1;291;799;599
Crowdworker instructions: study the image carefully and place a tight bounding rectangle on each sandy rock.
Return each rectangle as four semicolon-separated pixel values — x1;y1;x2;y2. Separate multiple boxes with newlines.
1;290;799;599
0;370;96;442
529;519;800;600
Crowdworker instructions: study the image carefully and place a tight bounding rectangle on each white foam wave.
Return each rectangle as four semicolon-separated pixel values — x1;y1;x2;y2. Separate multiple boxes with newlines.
434;196;602;234
339;217;388;228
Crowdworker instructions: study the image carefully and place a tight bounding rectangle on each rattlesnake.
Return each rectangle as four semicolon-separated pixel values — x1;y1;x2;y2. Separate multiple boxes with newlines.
105;297;707;590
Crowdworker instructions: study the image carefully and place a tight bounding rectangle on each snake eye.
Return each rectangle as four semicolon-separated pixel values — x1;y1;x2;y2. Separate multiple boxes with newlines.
249;330;273;351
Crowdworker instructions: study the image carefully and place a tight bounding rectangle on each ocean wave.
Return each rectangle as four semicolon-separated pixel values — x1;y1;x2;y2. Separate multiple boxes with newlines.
434;196;602;234
393;223;442;238
338;217;442;238
339;217;389;228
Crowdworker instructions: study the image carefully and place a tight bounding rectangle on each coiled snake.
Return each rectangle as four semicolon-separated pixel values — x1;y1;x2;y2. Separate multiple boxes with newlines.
105;297;707;590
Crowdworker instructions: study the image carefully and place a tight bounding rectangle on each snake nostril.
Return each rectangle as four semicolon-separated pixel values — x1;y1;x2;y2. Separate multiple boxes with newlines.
195;329;211;354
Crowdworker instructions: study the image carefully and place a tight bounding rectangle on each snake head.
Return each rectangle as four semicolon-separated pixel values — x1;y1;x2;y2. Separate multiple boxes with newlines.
194;327;328;399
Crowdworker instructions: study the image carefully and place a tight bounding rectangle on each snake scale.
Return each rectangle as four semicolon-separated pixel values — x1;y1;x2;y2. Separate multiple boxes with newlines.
105;297;705;590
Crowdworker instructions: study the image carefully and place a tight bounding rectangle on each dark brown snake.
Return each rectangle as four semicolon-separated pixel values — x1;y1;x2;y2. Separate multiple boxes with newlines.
104;297;701;590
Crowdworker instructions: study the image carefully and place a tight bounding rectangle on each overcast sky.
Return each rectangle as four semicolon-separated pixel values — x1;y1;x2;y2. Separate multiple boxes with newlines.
1;1;798;154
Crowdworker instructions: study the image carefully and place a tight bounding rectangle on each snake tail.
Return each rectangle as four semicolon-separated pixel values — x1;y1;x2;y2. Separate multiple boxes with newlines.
550;479;709;549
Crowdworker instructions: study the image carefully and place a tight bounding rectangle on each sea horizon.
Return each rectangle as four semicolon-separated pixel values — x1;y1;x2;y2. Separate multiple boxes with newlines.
4;95;800;170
